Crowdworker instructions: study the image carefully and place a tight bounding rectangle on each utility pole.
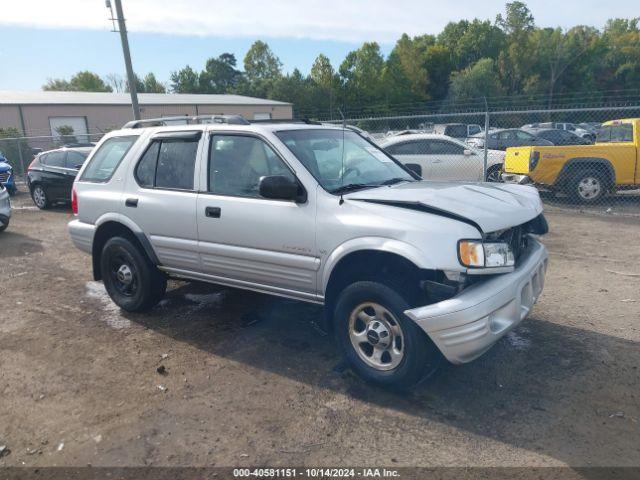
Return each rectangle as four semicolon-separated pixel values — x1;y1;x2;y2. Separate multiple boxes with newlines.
107;0;140;120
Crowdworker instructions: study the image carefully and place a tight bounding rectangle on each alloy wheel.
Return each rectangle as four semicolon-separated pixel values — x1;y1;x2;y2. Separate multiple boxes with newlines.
348;302;405;371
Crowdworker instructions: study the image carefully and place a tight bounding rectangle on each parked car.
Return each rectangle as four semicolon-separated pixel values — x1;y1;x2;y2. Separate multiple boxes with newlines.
68;115;548;388
523;122;595;142
526;128;592;146
433;123;482;139
26;146;93;209
503;118;640;204
0;183;11;232
0;153;17;195
379;133;505;182
468;128;554;151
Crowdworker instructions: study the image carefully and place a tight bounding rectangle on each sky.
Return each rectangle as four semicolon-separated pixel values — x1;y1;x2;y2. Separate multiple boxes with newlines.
1;0;636;91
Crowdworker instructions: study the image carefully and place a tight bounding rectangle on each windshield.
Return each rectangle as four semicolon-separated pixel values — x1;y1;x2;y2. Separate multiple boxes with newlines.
275;129;414;193
596;124;633;143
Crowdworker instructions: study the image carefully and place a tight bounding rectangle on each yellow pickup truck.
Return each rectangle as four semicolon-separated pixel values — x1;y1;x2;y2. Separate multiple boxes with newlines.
503;118;639;204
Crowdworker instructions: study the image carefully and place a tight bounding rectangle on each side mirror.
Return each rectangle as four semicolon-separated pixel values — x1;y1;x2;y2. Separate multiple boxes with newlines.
463;149;473;156
405;163;422;177
259;175;305;202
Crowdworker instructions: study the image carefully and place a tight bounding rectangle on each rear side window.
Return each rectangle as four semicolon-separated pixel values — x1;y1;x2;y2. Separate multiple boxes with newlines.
386;141;421;155
597;124;633;143
65;150;89;169
135;138;198;190
45;151;66;168
445;125;468;138
81;136;138;182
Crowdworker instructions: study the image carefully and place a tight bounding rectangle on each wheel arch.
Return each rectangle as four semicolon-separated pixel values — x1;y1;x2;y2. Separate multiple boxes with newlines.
91;220;159;281
556;157;616;187
321;240;432;332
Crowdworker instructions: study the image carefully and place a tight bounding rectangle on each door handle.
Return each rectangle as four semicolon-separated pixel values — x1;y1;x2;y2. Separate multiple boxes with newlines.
432;159;443;163
125;197;138;208
205;206;221;218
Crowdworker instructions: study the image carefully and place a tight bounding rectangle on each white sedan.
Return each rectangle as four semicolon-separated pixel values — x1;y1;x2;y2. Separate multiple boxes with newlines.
379;133;505;182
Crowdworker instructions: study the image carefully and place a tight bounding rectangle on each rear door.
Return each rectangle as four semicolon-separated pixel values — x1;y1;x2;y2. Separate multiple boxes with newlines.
121;131;202;271
384;140;433;178
427;139;481;181
39;150;69;200
61;150;88;200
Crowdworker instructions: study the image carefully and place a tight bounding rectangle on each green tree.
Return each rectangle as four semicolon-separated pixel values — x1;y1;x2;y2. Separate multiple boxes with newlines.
438;20;506;70
243;41;282;82
43;71;112;92
169;66;201;93
0;127;33;174
384;34;431;104
242;41;283;98
310;54;336;116
339;42;386;112
199;53;242;93
449;58;504;103
55;125;78;145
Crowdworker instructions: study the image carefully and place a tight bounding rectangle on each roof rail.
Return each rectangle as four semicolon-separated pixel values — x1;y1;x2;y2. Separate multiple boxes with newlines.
122;114;250;129
250;117;321;125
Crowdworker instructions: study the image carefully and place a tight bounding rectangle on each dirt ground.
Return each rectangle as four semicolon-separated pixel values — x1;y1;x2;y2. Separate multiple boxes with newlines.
0;189;639;469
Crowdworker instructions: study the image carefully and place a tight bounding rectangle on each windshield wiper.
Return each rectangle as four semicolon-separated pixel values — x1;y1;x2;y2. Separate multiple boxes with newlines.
380;177;411;186
331;183;381;194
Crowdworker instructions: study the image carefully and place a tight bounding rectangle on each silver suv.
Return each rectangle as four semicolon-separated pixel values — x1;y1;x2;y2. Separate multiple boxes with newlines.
69;116;549;388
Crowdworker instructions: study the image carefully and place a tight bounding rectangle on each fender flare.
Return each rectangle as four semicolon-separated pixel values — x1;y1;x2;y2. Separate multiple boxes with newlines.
320;236;431;295
556;157;616;185
93;212;160;266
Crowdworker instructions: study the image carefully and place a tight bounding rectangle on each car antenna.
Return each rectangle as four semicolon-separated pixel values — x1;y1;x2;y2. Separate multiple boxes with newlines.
338;108;346;205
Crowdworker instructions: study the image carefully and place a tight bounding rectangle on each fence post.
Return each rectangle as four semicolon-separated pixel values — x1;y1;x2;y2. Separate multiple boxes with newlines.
483;104;489;181
16;139;26;176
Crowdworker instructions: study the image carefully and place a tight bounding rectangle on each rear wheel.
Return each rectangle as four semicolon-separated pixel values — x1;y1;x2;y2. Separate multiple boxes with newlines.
334;281;440;389
31;185;49;209
0;217;8;232
100;236;166;312
568;169;607;204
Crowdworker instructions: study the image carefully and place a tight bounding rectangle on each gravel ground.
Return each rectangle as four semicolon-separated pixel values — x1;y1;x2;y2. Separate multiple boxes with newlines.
0;189;639;468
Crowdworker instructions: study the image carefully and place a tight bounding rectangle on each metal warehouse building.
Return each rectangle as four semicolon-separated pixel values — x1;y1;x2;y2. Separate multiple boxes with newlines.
0;90;293;139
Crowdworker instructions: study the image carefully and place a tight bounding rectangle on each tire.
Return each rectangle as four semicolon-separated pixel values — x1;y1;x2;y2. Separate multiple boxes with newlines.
0;218;8;233
333;281;440;389
100;236;167;312
31;184;49;209
486;165;503;182
567;169;607;204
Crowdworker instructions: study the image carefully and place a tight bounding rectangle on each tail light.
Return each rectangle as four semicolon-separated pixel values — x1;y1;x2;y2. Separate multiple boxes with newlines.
529;151;540;171
71;186;78;215
27;158;37;170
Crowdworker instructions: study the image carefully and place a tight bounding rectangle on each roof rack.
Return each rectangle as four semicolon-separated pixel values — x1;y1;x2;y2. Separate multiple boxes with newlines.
122;114;250;129
250;118;322;125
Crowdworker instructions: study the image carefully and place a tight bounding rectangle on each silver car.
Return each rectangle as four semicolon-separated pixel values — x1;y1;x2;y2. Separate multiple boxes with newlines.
68;116;549;388
0;183;11;232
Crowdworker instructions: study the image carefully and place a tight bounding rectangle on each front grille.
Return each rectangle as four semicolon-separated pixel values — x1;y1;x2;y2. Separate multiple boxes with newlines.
0;172;9;183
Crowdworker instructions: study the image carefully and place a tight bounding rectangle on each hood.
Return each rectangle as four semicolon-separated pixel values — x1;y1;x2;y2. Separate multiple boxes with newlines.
346;181;543;233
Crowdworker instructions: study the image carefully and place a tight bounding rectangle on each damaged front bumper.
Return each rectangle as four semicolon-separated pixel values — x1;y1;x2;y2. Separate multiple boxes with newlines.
404;237;548;364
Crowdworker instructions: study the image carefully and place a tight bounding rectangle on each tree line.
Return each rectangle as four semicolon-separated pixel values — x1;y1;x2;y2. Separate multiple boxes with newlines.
42;2;640;118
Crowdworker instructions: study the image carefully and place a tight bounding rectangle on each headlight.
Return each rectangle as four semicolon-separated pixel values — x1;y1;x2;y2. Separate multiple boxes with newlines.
458;240;514;268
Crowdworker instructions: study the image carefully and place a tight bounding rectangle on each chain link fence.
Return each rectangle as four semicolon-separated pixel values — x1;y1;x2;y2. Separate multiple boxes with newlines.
325;105;640;215
0;133;104;178
1;104;639;215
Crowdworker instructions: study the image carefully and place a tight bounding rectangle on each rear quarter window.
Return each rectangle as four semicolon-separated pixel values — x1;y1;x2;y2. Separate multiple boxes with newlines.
80;136;138;182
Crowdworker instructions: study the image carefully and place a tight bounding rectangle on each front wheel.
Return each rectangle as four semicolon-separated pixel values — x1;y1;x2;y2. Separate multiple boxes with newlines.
486;165;503;182
334;281;440;389
100;236;167;312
